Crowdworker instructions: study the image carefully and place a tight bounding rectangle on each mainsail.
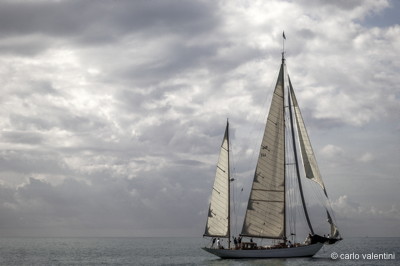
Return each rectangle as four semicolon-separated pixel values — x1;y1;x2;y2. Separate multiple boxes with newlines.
204;122;230;237
289;80;328;196
241;61;286;239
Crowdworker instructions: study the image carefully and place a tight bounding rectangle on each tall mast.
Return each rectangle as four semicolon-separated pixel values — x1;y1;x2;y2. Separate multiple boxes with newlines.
227;120;231;249
282;49;287;241
282;31;286;60
287;79;314;235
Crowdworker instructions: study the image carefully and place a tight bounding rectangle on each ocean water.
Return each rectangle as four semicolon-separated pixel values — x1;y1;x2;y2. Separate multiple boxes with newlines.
0;237;398;265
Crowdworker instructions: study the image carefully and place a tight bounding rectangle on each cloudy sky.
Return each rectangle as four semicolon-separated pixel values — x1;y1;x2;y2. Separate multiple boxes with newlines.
0;0;399;238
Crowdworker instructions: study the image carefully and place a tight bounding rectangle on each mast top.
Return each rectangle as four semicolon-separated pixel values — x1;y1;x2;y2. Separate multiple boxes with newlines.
282;31;286;63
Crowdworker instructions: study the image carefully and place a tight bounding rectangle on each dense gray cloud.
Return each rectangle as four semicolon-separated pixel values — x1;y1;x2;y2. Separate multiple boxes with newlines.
0;0;399;237
0;0;219;43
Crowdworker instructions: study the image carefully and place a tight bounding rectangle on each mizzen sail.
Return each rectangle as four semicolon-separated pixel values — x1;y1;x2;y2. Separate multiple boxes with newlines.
241;61;286;239
204;122;230;237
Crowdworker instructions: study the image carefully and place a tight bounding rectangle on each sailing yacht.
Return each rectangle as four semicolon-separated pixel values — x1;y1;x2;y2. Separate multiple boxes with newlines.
202;40;342;259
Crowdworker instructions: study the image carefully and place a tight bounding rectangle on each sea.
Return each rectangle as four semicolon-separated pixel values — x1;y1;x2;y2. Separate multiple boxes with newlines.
0;237;398;265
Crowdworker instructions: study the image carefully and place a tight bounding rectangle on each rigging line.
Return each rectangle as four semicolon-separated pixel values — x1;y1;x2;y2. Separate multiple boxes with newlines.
292;150;299;240
284;84;292;238
286;100;302;241
319;184;340;226
288;84;315;235
289;152;299;241
308;179;341;234
290;141;298;237
285;122;293;235
290;96;341;234
287;82;318;238
289;117;310;238
292;163;308;237
289;169;297;240
228;125;237;237
229;125;248;237
231;176;237;236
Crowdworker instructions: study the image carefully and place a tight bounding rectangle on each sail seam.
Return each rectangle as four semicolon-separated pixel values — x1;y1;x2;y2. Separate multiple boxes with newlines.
252;189;284;192
250;200;284;203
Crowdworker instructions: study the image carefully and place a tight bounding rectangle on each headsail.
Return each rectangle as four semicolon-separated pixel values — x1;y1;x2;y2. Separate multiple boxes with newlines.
241;61;286;239
204;121;230;237
326;210;340;238
289;82;328;196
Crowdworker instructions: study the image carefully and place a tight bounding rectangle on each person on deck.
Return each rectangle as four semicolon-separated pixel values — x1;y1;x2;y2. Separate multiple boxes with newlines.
305;233;312;245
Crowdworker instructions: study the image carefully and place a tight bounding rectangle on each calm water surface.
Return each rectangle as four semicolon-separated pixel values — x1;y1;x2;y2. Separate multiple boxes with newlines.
0;237;398;265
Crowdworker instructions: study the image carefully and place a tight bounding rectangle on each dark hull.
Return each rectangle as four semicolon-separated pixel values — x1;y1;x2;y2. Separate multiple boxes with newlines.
202;242;323;259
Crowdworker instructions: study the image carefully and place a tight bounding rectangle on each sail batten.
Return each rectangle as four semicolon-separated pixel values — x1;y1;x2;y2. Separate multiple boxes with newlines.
241;61;286;239
204;122;230;237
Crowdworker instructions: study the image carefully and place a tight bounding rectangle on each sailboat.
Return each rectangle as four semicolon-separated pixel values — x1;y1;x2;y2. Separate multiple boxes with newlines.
202;38;342;259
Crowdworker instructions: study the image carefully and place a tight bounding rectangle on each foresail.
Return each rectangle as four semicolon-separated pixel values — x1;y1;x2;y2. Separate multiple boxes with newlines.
204;122;230;237
241;63;285;239
289;82;327;196
327;210;340;238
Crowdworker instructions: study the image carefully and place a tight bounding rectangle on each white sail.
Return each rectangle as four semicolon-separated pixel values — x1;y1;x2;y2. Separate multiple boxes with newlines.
241;62;286;239
204;122;230;237
289;82;327;195
327;210;340;238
